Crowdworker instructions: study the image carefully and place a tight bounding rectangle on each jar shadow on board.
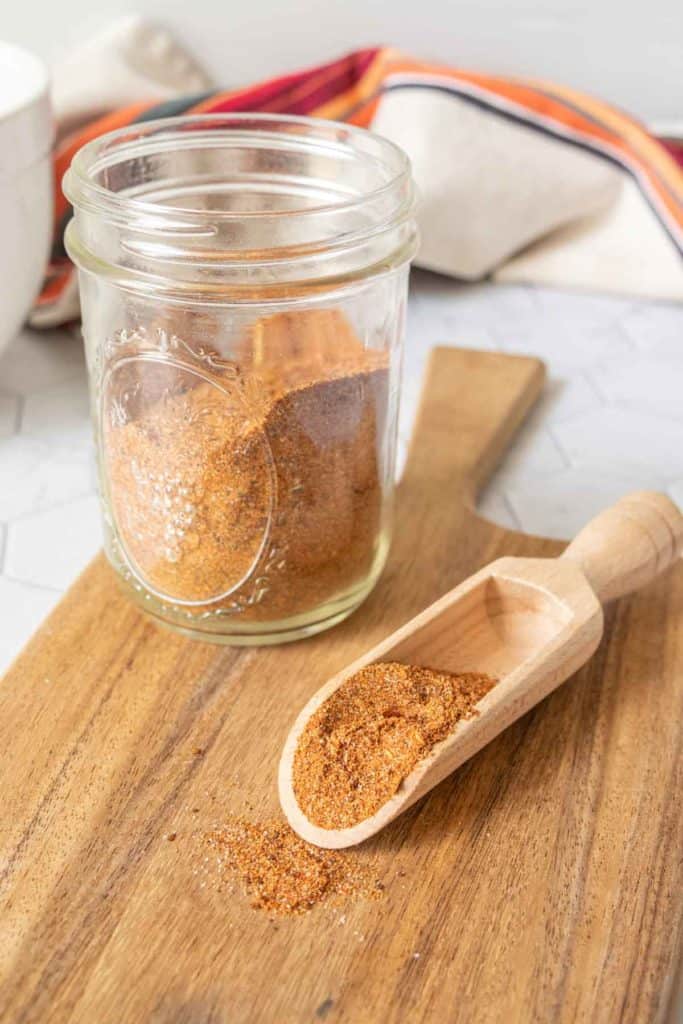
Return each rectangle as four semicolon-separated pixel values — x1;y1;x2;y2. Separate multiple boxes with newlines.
63;114;418;644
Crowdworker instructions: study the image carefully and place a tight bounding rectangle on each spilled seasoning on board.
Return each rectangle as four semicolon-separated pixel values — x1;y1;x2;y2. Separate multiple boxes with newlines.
203;817;381;917
292;662;496;829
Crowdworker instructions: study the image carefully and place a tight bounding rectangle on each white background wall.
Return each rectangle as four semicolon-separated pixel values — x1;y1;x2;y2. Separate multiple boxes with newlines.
2;0;682;125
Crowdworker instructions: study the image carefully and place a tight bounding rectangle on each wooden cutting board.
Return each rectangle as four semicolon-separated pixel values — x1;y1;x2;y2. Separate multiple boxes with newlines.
1;348;681;1024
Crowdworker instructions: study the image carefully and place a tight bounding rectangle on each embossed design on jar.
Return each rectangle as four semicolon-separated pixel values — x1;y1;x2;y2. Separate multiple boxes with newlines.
101;328;277;607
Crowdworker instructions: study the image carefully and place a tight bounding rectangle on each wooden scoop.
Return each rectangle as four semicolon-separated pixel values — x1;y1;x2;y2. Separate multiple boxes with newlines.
279;491;683;849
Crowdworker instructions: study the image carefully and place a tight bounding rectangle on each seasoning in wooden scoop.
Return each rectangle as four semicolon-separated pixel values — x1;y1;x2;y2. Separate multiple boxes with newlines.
292;662;496;829
204;817;381;916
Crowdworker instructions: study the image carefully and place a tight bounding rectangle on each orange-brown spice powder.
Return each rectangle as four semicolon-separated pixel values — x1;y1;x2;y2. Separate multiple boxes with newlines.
204;817;381;917
292;662;496;829
105;309;388;620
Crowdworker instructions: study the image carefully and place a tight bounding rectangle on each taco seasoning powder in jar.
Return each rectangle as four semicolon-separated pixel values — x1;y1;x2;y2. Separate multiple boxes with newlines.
63;115;417;643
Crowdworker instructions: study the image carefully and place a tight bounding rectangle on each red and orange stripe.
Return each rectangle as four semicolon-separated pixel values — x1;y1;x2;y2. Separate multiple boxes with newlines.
42;46;682;319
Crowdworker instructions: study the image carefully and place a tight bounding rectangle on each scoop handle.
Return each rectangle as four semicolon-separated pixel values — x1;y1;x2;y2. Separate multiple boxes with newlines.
561;491;683;604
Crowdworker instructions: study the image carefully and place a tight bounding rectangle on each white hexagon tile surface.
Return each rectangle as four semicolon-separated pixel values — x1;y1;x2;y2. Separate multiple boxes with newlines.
0;272;681;673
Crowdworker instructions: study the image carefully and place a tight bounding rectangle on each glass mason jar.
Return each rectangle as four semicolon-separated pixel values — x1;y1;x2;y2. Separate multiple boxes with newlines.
63;114;417;643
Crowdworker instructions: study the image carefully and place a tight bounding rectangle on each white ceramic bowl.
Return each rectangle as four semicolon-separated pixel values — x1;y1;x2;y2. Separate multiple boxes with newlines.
0;42;53;354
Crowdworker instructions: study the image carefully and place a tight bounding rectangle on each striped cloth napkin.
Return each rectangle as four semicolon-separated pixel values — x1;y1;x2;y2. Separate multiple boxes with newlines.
35;16;683;327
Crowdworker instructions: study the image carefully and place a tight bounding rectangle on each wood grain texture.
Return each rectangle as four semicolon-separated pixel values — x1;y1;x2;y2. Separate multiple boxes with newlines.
1;348;681;1024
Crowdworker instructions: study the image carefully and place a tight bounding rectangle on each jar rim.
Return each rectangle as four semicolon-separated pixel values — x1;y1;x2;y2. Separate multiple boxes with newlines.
63;112;413;225
63;112;418;298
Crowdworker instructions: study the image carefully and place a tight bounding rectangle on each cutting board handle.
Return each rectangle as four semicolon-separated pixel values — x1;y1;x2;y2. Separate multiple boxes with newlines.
561;491;683;604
